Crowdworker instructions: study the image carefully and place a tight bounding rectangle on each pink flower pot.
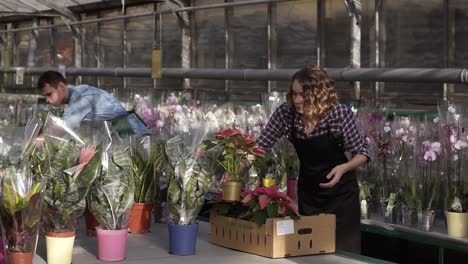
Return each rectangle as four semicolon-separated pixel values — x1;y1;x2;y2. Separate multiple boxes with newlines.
287;179;297;201
0;238;5;264
96;227;128;261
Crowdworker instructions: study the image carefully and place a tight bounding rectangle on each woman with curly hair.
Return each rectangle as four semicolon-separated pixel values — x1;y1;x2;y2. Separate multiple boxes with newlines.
257;65;371;253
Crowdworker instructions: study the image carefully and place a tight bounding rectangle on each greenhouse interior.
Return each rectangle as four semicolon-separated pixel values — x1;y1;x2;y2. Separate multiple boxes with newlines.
1;0;468;263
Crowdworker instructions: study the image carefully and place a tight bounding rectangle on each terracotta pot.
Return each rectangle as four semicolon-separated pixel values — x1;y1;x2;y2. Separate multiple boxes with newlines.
45;231;75;264
221;182;243;201
6;251;33;264
85;207;99;237
128;203;153;234
153;202;164;223
446;211;468;237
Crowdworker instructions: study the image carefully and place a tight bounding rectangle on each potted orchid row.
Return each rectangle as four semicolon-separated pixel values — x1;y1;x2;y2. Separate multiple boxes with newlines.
355;102;468;237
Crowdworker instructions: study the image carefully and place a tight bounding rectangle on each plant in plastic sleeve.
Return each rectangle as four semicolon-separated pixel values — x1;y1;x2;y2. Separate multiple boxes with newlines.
0;117;44;254
129;136;165;204
39;115;102;233
438;102;468;213
165;121;218;225
201;128;265;185
88;123;134;230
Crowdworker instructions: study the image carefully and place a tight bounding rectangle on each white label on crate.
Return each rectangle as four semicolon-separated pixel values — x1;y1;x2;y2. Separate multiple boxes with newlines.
276;220;294;236
16;67;24;85
433;116;440;123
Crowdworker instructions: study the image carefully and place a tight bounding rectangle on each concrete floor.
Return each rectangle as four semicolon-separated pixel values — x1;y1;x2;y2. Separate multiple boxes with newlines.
32;219;370;264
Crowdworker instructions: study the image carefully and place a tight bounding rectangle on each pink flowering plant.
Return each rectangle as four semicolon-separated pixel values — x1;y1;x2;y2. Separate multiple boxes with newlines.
417;140;442;214
438;102;468;213
211;185;300;226
201;128;265;184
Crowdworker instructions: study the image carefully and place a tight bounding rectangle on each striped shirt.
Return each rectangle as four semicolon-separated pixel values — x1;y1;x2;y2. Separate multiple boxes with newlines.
257;102;372;160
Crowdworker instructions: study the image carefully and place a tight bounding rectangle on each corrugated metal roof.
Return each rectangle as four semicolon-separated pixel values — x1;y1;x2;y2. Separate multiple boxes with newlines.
0;0;116;15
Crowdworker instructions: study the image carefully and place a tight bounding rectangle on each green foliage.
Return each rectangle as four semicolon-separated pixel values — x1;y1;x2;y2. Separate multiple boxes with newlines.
40;138;101;232
89;146;135;230
165;135;216;225
130;141;164;203
212;186;300;227
0;167;43;253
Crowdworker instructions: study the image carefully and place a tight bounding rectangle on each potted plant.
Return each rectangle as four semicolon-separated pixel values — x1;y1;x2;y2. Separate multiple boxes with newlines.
437;102;468;237
88;135;134;261
128;136;164;233
211;185;300;226
38;116;102;264
0;117;43;264
0;165;44;264
416;141;442;232
201;128;264;201
399;175;419;227
165;124;218;255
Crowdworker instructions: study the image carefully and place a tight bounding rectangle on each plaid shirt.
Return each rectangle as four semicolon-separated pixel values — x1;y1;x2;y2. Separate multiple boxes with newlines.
257;102;372;160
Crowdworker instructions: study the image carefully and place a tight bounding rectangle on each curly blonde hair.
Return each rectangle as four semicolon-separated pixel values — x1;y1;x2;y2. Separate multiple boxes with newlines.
287;65;338;125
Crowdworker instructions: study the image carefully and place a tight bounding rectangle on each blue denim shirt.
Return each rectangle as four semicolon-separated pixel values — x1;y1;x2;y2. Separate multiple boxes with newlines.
64;85;150;136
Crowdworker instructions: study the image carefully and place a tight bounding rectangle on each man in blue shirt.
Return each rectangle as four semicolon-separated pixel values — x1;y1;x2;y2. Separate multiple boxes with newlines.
37;71;150;137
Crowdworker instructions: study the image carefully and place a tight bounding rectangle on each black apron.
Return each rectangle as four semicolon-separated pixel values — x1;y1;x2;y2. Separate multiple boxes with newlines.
289;113;361;253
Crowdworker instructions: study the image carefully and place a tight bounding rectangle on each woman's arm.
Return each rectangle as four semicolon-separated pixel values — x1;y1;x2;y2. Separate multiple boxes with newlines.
256;103;292;150
320;105;371;188
320;154;368;188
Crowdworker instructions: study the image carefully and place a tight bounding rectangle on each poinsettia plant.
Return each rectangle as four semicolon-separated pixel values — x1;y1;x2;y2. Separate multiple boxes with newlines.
201;128;265;184
212;185;300;226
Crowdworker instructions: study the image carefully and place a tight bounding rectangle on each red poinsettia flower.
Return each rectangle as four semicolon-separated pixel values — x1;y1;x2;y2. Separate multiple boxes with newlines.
251;146;265;155
242;134;256;145
216;128;241;139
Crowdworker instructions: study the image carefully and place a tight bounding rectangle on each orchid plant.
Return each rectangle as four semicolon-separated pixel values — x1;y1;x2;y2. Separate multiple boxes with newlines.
438;102;468;213
418;140;442;215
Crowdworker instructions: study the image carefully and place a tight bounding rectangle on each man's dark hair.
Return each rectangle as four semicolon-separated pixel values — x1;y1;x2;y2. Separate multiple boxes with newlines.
37;71;67;90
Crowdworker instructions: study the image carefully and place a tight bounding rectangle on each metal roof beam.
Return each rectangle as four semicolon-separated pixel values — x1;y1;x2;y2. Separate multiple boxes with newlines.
36;0;79;21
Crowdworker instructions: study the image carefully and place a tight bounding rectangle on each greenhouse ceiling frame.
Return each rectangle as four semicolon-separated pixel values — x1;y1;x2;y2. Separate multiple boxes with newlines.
1;0;466;102
1;66;467;84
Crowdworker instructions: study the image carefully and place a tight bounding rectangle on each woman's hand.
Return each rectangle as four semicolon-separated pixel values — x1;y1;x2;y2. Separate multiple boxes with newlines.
320;154;368;188
319;163;350;188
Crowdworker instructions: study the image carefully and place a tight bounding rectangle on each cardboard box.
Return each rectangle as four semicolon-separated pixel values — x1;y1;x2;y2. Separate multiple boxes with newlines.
210;210;335;258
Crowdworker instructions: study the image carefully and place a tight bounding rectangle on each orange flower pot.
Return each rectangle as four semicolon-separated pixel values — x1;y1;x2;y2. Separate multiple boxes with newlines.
128;203;153;234
6;251;33;264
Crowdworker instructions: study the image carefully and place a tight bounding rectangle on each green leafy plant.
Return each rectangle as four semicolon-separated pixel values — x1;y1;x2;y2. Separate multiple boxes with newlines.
0;166;44;253
40;138;101;233
130;139;164;204
88;145;134;230
165;135;216;225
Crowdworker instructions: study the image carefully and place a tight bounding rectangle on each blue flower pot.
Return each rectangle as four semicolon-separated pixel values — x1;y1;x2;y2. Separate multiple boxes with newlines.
168;222;199;255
